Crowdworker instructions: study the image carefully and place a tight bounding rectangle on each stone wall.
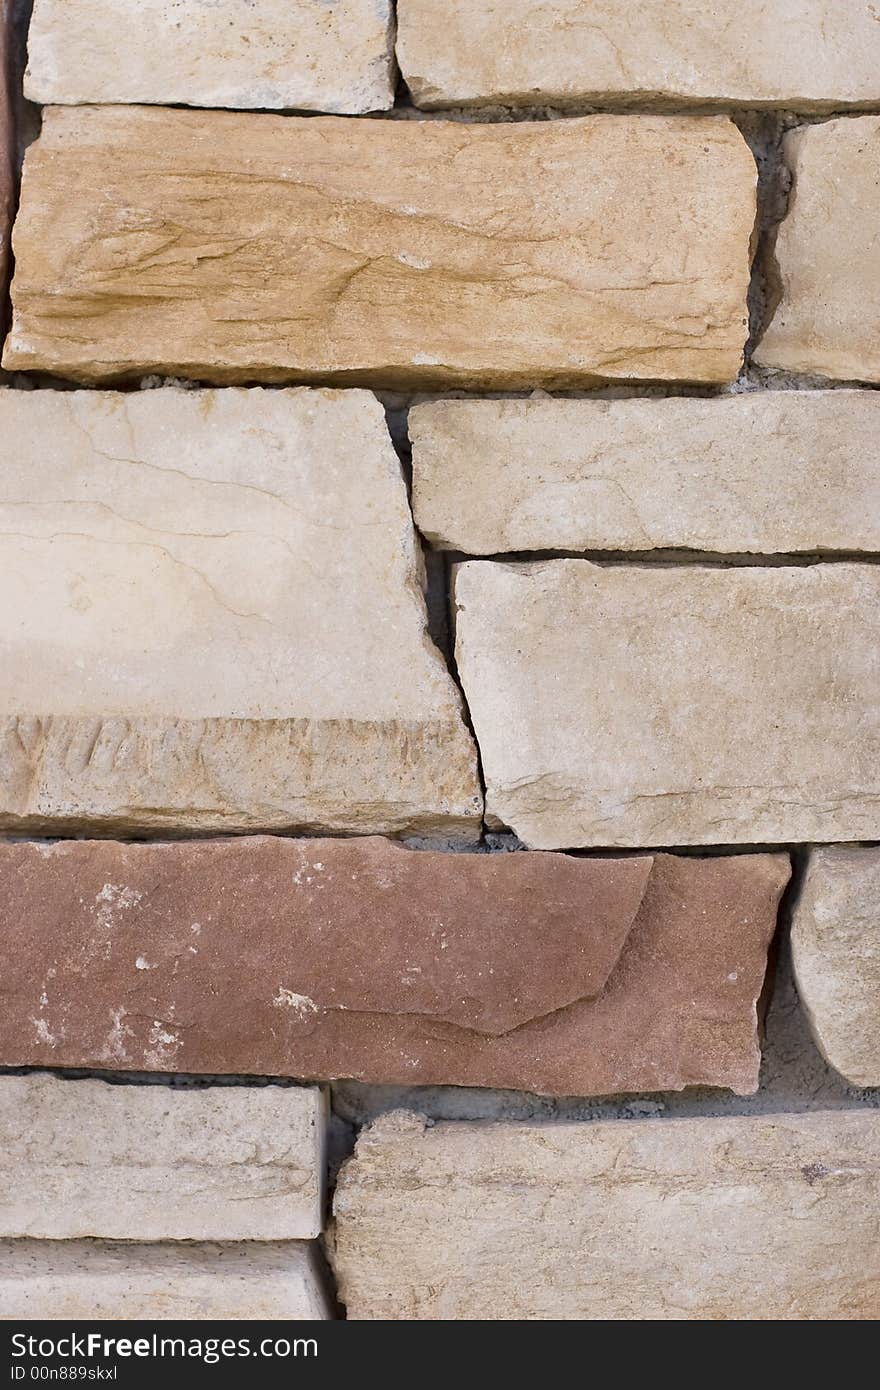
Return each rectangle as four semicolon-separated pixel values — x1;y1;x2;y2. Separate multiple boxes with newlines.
0;0;878;1322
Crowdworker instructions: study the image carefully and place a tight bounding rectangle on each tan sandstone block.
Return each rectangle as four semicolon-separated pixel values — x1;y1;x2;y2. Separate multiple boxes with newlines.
792;848;880;1088
397;1;880;110
0;1075;326;1240
2;106;756;388
25;0;395;114
411;392;880;554
332;1109;880;1319
0;1241;331;1320
756;117;880;383
0;387;479;837
452;560;880;848
0;837;787;1096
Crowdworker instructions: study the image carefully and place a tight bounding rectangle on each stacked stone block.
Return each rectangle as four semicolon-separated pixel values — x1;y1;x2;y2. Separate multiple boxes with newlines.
0;1074;331;1317
0;0;877;1322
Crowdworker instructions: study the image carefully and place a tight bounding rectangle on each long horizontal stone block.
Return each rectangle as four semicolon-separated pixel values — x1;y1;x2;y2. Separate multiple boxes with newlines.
453;560;880;848
0;1240;331;1320
411;392;880;555
756;117;880;383
25;0;395;113
2;106;756;388
0;387;479;838
0;837;787;1096
332;1109;880;1319
792;848;880;1088
397;1;880;111
0;1075;326;1240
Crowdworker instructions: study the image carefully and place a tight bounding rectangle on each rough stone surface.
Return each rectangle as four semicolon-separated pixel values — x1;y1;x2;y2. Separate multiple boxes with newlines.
332;1108;880;1319
0;1240;331;1320
411;392;880;555
756;117;880;383
0;387;479;838
3;106;756;388
792;848;880;1088
25;0;395;114
397;1;880;111
0;837;786;1096
453;560;880;848
0;1074;326;1240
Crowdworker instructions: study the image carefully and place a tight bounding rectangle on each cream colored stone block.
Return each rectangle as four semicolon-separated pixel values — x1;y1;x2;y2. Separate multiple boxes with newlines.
0;1240;331;1320
411;392;880;555
397;1;880;110
333;1109;880;1319
0;387;480;837
792;848;880;1088
0;1075;326;1240
26;0;395;113
757;117;880;383
452;559;880;848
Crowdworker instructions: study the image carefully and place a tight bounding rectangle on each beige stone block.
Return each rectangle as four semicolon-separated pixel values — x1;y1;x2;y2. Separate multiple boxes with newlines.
0;387;479;837
0;1075;326;1240
452;559;880;848
792;848;880;1088
397;1;880;111
2;106;756;388
332;1109;880;1319
0;1240;331;1320
756;117;880;383
411;392;880;555
25;0;395;113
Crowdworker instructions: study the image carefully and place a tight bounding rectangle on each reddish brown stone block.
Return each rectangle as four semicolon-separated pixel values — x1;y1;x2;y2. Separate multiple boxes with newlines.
0;837;789;1095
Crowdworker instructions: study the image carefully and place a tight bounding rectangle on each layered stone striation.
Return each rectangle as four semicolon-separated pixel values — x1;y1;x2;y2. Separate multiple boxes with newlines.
3;107;756;388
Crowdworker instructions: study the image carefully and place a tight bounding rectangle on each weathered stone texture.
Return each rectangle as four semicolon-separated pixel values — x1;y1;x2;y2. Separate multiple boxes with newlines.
332;1109;880;1319
756;117;880;383
0;1240;331;1320
0;387;479;837
0;1074;326;1240
0;837;787;1096
792;848;880;1088
397;1;880;110
3;106;756;388
25;0;395;113
453;560;880;848
411;392;880;555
